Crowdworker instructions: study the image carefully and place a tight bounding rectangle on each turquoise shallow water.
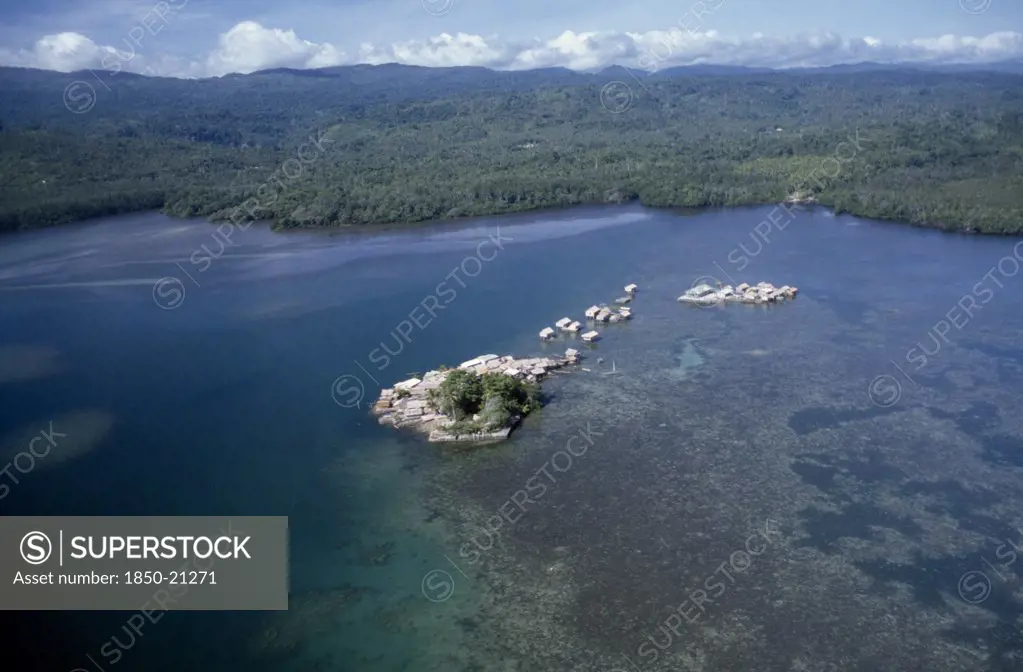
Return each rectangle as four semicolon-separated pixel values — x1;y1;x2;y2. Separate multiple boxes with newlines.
3;205;1023;670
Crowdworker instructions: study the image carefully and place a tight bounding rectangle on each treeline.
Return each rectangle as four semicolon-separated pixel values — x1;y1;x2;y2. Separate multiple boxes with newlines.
1;65;1021;233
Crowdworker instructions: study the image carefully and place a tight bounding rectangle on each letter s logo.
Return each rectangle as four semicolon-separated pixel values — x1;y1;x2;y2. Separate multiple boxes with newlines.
63;82;97;114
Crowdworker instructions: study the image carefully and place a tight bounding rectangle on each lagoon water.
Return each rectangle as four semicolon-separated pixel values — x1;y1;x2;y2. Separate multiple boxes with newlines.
3;205;1023;671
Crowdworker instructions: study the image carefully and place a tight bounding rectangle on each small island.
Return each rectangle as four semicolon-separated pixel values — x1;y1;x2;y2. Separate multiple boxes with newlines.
372;352;579;443
678;281;799;305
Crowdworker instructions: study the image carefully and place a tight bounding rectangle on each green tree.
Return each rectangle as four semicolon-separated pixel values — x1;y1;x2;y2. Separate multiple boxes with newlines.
481;373;542;415
434;369;483;420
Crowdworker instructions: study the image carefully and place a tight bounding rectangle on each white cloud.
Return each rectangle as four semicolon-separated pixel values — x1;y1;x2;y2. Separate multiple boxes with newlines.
1;22;1021;78
906;31;1023;62
352;27;1023;72
511;31;639;70
204;21;346;75
0;30;176;76
359;32;509;68
0;32;109;72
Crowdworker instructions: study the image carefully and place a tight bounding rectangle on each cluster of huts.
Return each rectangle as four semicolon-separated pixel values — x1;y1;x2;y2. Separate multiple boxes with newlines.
368;278;803;444
539;283;638;344
678;281;798;306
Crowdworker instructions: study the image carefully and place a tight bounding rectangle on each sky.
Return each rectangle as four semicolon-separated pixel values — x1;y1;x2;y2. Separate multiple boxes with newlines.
0;0;1020;77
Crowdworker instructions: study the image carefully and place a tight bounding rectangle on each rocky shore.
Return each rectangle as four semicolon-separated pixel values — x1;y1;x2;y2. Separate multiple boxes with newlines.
371;351;580;443
678;281;799;305
783;191;817;205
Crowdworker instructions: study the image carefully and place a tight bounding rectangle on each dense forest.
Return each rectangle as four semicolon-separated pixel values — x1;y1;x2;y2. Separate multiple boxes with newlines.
1;64;1022;234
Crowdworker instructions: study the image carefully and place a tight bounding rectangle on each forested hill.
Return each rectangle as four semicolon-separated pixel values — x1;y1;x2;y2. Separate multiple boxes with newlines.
1;63;1022;234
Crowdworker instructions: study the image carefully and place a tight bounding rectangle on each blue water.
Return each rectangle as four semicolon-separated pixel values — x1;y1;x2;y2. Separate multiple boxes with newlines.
3;205;1023;671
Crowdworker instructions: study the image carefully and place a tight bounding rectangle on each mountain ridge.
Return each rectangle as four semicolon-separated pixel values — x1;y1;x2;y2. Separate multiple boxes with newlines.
2;58;1022;84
